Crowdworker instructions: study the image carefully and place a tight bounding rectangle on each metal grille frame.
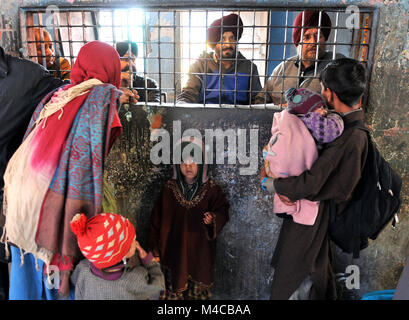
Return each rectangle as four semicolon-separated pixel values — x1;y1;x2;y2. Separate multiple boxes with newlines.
19;4;378;110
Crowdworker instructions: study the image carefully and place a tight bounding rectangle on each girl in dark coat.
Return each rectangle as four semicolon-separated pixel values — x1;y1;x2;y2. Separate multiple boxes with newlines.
148;137;229;299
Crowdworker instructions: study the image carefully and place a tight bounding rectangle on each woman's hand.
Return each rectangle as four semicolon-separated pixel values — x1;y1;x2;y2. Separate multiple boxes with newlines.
119;87;139;105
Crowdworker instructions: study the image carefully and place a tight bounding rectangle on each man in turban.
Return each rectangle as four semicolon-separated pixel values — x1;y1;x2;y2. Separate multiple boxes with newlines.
177;13;262;105
115;41;160;103
254;10;344;105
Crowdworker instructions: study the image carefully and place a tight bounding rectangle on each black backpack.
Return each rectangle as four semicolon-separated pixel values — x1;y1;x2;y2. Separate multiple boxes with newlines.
328;120;402;258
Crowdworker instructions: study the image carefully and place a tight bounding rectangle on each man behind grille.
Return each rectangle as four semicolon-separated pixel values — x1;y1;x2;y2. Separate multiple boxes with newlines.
254;10;345;106
177;13;262;105
116;41;160;103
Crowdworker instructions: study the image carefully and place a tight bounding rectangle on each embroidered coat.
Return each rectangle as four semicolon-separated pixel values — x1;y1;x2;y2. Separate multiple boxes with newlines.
148;179;229;293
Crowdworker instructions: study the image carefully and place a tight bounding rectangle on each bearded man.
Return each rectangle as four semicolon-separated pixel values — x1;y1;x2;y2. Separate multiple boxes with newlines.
177;13;261;105
255;10;345;106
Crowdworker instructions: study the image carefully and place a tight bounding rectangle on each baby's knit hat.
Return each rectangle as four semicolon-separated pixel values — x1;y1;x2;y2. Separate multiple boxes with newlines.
285;87;326;115
70;213;135;269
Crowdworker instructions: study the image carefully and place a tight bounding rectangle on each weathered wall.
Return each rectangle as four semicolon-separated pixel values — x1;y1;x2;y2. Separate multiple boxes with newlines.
1;0;408;299
358;0;409;295
105;106;279;299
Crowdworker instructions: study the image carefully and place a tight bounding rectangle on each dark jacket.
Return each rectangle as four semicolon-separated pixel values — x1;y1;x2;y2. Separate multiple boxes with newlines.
0;47;63;254
177;51;262;105
271;109;368;300
132;75;160;103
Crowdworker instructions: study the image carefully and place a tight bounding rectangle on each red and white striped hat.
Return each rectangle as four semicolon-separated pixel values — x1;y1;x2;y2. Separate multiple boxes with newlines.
70;212;136;269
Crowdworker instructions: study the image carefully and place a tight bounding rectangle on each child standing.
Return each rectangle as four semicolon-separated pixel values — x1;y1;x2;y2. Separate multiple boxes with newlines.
148;137;229;299
261;88;344;225
70;212;165;300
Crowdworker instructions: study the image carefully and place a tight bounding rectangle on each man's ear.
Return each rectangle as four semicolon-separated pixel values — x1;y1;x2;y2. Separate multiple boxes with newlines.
323;86;335;105
328;89;335;104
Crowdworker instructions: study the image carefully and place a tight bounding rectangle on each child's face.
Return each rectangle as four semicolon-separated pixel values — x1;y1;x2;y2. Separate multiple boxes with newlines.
313;106;328;116
180;157;198;182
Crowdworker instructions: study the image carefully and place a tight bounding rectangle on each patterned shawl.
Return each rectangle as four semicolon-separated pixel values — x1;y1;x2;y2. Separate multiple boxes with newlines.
1;41;122;296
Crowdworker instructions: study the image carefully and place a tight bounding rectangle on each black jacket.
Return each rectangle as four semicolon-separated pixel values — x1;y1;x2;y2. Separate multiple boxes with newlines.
0;46;63;218
133;75;160;103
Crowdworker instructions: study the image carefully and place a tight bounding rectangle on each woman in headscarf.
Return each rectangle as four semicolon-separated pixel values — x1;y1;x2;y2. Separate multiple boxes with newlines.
148;137;229;300
1;41;136;299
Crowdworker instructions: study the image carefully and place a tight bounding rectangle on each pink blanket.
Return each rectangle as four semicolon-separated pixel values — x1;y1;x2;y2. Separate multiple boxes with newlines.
265;109;319;225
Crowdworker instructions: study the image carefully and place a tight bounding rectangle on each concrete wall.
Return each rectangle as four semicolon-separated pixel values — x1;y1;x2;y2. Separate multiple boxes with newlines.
1;0;408;299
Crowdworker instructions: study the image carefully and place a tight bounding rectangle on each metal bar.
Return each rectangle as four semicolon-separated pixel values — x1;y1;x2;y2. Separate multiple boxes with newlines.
82;11;87;43
296;9;305;91
218;10;224;107
24;23;374;32
158;11;163;103
279;9;289;106
111;9;116;49
20;5;378;12
126;10;134;90
233;9;240;108
37;13;47;69
313;10;322;77
66;12;75;68
248;9;256;108
204;9;208;106
332;11;339;60
145;11;150;103
141;10;147;101
91;11;99;40
51;11;62;79
261;9;271;108
173;10;177;105
25;39;371;46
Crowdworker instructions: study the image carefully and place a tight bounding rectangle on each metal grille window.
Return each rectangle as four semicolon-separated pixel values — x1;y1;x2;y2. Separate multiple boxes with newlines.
20;5;377;108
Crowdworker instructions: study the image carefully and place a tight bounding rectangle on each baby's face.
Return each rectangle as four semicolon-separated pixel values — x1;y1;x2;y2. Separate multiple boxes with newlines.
313;106;328;116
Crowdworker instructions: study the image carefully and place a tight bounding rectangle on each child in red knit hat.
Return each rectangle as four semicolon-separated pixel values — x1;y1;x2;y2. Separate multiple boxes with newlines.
70;212;165;300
